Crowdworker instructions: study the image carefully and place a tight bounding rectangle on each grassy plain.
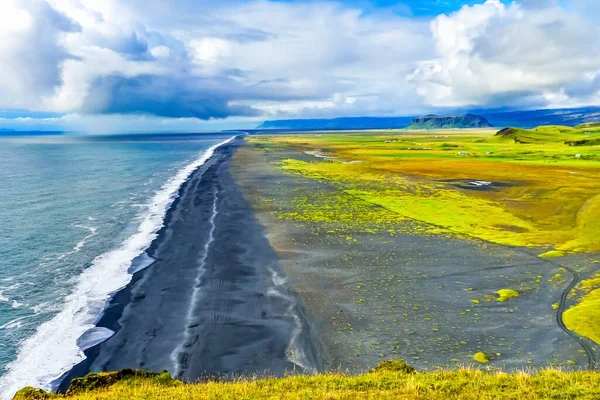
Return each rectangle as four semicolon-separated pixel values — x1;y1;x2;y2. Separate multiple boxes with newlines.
250;127;600;253
15;362;600;400
248;126;600;350
232;144;584;373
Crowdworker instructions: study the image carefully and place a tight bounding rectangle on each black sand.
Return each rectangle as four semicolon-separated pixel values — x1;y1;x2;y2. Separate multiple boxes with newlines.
231;140;599;373
60;138;319;389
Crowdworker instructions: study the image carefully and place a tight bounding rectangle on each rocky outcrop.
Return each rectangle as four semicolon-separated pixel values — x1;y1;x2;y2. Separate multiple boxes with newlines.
407;114;492;129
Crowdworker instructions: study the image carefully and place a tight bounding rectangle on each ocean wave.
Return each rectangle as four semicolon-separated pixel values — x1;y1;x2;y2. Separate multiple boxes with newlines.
0;137;234;400
10;301;23;309
71;224;98;252
56;224;99;261
30;302;51;315
0;317;29;331
0;284;22;307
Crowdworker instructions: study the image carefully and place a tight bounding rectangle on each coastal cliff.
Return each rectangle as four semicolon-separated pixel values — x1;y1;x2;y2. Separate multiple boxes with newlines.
407;113;492;129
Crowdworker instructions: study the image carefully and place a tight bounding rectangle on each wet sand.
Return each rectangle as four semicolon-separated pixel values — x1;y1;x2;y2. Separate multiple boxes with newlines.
60;138;319;390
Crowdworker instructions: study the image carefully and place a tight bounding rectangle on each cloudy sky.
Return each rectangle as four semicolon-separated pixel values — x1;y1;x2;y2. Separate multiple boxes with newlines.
1;0;599;133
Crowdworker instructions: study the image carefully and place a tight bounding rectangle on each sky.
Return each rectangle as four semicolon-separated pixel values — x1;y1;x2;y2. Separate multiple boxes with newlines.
1;0;600;133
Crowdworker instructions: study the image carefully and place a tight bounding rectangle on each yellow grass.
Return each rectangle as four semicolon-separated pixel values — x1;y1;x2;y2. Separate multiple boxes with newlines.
249;130;600;253
14;363;600;400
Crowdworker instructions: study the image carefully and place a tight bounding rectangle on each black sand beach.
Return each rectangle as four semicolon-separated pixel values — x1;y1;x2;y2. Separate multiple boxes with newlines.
60;136;598;391
60;138;319;390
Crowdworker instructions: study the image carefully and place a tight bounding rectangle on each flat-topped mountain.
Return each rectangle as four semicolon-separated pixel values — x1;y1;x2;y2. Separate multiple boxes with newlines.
254;107;600;131
407;114;492;129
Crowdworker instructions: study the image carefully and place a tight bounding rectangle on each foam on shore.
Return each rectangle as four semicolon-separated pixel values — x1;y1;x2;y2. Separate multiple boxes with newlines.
0;137;234;400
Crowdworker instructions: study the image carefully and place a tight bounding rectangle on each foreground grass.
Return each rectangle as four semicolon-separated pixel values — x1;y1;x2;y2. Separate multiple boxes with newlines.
15;362;600;400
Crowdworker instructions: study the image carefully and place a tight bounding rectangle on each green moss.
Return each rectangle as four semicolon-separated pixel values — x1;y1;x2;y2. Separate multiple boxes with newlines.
255;131;600;253
14;387;57;400
64;370;180;397
271;189;408;235
496;289;519;302
563;289;600;345
473;352;490;364
538;250;566;258
371;359;416;374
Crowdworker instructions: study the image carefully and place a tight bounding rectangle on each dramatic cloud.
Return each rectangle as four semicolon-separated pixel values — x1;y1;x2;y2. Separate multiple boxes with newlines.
2;0;600;131
0;0;435;124
409;0;600;108
0;0;80;110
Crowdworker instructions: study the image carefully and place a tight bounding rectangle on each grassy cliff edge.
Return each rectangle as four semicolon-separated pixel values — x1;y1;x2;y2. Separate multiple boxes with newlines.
14;361;600;400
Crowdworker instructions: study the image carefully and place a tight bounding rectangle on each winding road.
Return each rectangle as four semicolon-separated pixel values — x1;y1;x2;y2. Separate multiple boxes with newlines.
335;171;598;370
557;266;597;369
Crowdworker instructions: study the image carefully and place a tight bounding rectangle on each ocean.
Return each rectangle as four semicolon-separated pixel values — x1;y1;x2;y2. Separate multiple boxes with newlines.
0;133;232;399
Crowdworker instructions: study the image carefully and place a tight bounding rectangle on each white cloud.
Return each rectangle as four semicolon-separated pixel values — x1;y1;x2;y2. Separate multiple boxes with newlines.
150;45;171;59
0;1;33;32
0;0;79;110
189;38;232;65
0;0;435;123
410;0;600;108
2;0;600;131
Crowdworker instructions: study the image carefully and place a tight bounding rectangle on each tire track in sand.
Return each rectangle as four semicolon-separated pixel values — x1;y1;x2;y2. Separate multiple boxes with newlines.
172;186;220;378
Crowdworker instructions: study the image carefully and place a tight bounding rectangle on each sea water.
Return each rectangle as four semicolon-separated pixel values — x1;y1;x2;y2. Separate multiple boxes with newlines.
0;133;231;398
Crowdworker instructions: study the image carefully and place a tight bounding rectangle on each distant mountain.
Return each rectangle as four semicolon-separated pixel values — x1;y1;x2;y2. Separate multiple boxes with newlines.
256;106;600;131
0;130;63;136
482;107;600;128
256;116;414;130
407;114;492;129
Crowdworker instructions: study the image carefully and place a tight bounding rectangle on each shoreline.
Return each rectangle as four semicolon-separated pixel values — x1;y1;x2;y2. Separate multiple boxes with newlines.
57;136;240;391
59;137;319;390
0;135;240;399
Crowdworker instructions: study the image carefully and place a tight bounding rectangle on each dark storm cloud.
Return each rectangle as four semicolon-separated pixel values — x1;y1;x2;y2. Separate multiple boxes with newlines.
80;74;259;119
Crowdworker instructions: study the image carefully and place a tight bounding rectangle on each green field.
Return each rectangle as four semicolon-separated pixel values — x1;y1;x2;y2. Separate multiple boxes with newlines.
249;125;600;348
250;126;600;252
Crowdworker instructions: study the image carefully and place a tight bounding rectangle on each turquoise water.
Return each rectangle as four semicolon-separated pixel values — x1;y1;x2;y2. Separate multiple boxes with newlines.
0;134;229;398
